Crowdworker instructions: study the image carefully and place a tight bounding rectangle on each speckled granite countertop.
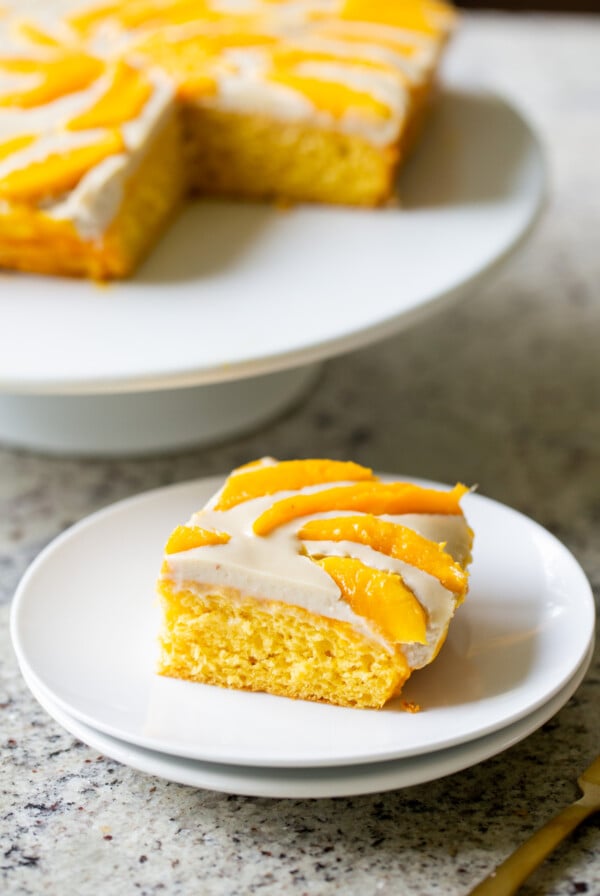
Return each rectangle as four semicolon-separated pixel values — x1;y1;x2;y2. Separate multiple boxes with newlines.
1;11;600;896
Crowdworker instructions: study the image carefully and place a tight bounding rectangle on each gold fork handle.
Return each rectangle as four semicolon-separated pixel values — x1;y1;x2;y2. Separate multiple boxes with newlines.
468;800;596;895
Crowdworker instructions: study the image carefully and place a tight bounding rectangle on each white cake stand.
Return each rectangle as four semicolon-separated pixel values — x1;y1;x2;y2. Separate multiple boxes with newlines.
0;87;545;455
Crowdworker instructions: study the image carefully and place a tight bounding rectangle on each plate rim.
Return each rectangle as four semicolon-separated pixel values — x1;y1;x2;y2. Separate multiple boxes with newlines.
20;642;594;799
10;473;595;768
0;87;547;396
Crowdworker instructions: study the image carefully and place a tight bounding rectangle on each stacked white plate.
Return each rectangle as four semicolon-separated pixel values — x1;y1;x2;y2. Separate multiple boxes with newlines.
11;475;595;798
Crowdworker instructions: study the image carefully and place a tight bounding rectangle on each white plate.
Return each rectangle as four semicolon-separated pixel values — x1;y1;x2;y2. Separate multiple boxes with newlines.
20;643;594;799
11;474;594;768
0;88;545;396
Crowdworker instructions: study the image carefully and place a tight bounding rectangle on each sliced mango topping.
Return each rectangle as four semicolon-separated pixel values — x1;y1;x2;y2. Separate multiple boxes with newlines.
317;556;427;644
138;28;276;58
299;515;467;595
0;129;124;202
116;0;219;30
133;34;219;99
165;525;230;555
120;0;227;29
14;20;62;47
254;482;468;536
0;52;104;109
268;72;391;119
67;61;152;130
0;133;36;162
272;46;403;78
67;3;121;35
70;0;234;33
314;27;422;60
340;0;452;37
216;459;374;511
136;27;276;98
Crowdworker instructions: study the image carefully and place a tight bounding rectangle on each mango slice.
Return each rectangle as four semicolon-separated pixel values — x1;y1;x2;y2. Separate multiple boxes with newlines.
300;515;467;595
254;482;468;536
0;129;124;202
0;133;36;162
165;525;230;555
67;3;121;35
340;0;452;36
133;34;217;99
268;72;391;119
313;27;422;60
69;0;227;33
0;52;104;109
14;20;62;47
216;459;374;511
272;46;404;78
118;0;223;29
317;556;427;645
120;0;269;33
135;27;277;98
67;61;152;130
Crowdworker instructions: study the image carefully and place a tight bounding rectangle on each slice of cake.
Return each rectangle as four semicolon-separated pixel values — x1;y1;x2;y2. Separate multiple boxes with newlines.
157;458;472;709
0;20;183;278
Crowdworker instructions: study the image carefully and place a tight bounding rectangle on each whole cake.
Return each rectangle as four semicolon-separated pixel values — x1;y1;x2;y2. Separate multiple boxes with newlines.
157;458;472;709
0;0;456;278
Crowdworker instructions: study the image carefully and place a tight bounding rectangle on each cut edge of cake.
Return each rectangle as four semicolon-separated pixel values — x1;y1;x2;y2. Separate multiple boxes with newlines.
0;106;185;279
156;457;473;710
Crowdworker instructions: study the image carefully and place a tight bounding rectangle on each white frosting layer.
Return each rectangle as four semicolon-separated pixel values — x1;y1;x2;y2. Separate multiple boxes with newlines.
161;463;471;664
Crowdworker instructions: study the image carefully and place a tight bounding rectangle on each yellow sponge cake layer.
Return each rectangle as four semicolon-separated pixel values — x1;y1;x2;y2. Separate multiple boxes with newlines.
182;106;398;205
100;110;184;278
158;457;472;709
157;583;410;709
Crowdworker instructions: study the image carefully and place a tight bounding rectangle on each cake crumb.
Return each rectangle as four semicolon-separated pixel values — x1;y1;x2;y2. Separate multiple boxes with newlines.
275;197;296;212
402;700;421;714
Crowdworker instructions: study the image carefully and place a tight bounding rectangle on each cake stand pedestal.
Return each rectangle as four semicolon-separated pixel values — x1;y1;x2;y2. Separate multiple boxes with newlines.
0;364;320;456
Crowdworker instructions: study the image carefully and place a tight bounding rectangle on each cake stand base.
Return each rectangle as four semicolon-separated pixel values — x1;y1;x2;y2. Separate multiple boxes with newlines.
0;364;321;457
